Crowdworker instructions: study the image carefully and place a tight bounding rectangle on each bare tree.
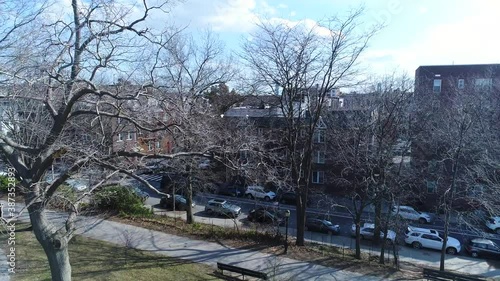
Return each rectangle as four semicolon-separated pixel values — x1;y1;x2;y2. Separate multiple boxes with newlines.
0;1;234;280
242;7;380;246
412;71;500;271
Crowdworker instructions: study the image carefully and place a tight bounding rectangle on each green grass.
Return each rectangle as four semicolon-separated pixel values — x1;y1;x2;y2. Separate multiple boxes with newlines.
1;223;223;281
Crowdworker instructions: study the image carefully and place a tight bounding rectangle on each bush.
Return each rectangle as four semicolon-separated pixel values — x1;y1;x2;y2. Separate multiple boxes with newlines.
0;175;18;193
93;185;152;216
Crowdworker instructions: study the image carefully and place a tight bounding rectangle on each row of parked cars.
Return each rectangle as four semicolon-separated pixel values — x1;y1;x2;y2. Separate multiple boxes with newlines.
215;184;301;205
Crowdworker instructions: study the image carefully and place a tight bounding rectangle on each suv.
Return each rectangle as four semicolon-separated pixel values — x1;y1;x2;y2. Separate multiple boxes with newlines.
245;185;276;201
278;192;296;205
350;223;397;243
465;238;500;259
392;206;433;224
247;207;283;225
205;199;241;218
485;216;500;234
306;218;340;235
404;227;461;255
160;194;194;211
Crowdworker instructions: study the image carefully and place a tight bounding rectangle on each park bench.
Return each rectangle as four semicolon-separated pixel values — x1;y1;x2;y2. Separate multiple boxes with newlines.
423;268;485;281
217;262;268;280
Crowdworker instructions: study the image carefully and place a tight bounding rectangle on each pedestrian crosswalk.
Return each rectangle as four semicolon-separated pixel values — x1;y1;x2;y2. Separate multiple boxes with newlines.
138;174;163;182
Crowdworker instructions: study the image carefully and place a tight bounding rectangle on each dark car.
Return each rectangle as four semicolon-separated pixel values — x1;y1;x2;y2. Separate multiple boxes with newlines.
160;194;194;211
247;207;284;225
278;192;296;205
465;238;500;259
217;184;245;197
305;218;340;235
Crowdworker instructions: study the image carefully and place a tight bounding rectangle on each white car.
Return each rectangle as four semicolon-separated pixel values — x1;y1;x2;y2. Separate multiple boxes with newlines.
486;216;500;234
350;223;397;243
392;205;433;224
404;227;461;255
245;185;276;201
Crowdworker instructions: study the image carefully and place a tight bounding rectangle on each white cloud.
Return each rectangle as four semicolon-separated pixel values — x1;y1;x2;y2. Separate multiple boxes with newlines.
205;0;259;32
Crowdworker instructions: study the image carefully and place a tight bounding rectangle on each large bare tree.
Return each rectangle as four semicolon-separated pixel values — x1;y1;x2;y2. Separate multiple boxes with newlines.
241;8;380;246
0;1;235;280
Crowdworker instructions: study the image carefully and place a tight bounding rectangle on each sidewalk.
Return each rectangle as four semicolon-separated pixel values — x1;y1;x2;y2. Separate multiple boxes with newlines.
75;215;398;280
0;201;404;281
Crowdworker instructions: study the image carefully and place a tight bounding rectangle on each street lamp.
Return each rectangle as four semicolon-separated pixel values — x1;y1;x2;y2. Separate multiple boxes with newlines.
284;209;290;254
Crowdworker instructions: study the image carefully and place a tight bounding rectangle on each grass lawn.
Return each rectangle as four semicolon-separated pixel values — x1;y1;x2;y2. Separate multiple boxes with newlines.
1;223;223;281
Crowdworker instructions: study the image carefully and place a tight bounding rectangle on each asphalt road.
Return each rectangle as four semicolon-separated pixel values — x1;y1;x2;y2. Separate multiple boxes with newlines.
137;178;500;277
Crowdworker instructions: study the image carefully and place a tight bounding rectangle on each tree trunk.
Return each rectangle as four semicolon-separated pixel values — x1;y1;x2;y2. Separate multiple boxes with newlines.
295;189;306;246
373;199;382;245
354;212;362;259
186;167;194;224
27;198;72;281
440;207;450;271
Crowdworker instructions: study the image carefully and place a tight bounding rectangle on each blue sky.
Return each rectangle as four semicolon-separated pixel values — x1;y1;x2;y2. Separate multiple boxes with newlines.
168;0;500;77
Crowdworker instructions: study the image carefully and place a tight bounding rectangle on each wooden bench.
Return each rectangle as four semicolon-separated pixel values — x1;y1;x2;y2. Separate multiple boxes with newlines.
423;268;485;281
217;262;268;280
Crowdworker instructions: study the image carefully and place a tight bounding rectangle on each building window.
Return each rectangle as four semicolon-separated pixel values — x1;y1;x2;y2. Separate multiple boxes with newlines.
117;118;121;124
156;141;160;148
127;132;132;140
148;142;153;151
117;133;123;142
312;171;324;184
458;79;464;89
426;180;437;193
314;130;325;143
314;151;325;164
475;78;492;91
433;79;442;93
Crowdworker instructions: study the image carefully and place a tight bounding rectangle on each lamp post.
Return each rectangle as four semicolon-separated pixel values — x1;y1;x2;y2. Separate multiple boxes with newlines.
284;209;290;254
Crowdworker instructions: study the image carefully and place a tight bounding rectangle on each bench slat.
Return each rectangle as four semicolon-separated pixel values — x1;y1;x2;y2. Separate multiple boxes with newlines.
217;262;268;280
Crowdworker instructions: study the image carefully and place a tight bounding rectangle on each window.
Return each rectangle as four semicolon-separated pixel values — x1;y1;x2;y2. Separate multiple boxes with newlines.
314;151;325;164
148;142;153;151
426;180;437;193
312;171;324;184
458;79;465;89
433;79;442;93
156;141;160;148
127;132;132;140
475;78;492;91
117;118;121;124
117;133;123;142
314;130;325;143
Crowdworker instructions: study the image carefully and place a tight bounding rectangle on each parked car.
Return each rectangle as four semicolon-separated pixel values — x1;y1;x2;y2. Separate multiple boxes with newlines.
247;207;283;225
46;174;89;191
205;199;241;218
305;218;340;235
465;238;500;259
278;192;296;205
350;223;397;243
160;194;194;211
392;205;433;224
485;216;500;234
130;186;149;202
217;184;245;197
245;185;276;201
404;227;461;255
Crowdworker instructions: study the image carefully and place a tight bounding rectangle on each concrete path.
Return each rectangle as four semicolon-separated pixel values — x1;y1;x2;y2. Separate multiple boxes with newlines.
0;199;406;281
73;215;398;281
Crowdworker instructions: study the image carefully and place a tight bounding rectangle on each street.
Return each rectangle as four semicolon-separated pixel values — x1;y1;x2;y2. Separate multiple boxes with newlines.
139;179;500;278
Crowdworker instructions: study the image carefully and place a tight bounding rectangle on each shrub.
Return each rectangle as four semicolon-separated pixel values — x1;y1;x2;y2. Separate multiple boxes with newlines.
0;175;18;193
92;185;152;216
